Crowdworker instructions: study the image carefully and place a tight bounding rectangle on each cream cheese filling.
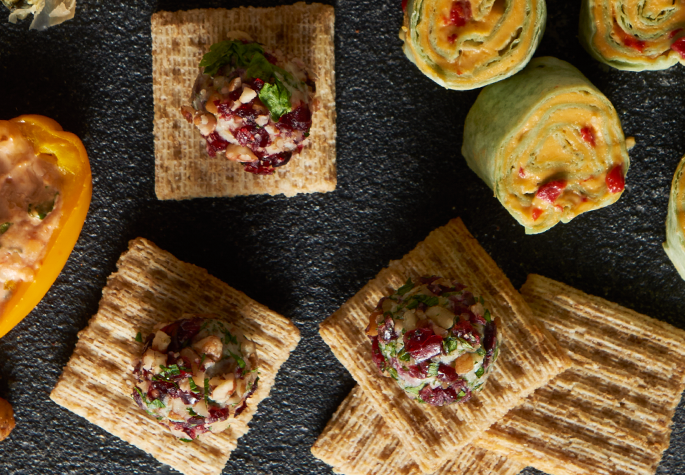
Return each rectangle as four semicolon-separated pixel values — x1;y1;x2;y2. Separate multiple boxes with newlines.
591;0;685;62
498;91;626;229
412;0;537;81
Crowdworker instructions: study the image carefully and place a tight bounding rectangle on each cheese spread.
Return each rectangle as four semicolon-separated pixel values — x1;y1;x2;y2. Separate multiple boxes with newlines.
0;121;63;316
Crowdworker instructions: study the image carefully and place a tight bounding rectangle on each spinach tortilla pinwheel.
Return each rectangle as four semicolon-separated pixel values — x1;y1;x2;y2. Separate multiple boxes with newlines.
663;154;685;280
580;0;685;71
462;57;630;234
399;0;547;90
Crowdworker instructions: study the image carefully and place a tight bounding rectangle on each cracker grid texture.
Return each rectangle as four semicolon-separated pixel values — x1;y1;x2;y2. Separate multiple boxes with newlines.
311;385;525;475
477;274;685;475
151;3;336;199
50;238;301;475
319;218;571;472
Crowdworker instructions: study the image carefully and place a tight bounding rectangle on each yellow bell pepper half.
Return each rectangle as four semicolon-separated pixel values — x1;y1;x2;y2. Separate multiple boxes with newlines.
0;115;92;338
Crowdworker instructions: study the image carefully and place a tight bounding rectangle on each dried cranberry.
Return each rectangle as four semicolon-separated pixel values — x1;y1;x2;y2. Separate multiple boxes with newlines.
235;104;258;122
452;320;480;346
207;406;230;423
404;328;443;362
251;78;265;92
606;165;625;193
536;180;567;203
397;360;429;380
162;317;203;352
370;336;386;372
377;314;397;343
436;363;459;383
470;312;487;326
448;0;472;27
229;89;242;102
217;102;232;118
243;162;274;175
419;385;456;406
204;132;229;158
278;106;312;132
234;378;259;417
482;321;498;369
236;126;269;148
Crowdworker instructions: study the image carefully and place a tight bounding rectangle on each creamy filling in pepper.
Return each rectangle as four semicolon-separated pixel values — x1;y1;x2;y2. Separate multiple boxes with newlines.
132;315;260;441
498;91;627;230
366;276;501;406
0;122;63;316
405;0;540;83
183;32;314;176
591;0;685;62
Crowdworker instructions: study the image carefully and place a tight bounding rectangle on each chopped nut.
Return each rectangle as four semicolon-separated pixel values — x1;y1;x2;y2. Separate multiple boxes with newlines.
0;398;15;442
225;144;258;163
239;87;257;104
152;330;171;352
192;336;223;360
210;374;236;402
425;306;456;329
142;348;167;373
454;353;475;374
193;113;217;136
227;77;242;92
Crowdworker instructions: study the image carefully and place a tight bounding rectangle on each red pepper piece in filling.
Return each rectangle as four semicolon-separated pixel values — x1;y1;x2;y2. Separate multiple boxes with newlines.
605;165;625;193
536;180;567;204
518;167;526;178
447;0;472;28
672;37;685;59
580;126;596;147
623;35;646;52
531;207;543;221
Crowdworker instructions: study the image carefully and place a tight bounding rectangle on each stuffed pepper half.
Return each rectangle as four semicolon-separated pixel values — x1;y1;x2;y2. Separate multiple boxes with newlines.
132;315;260;441
462;57;630;234
399;0;546;90
664;154;685;280
580;0;685;71
366;276;501;406
182;32;315;176
0;115;91;338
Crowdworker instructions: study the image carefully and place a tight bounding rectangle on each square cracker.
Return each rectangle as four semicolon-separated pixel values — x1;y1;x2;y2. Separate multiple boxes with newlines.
311;385;526;475
50;238;301;475
475;274;685;475
319;218;571;472
151;3;336;199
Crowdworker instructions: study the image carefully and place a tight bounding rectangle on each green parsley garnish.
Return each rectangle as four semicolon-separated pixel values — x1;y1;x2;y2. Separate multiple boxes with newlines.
179;438;193;443
442;337;459;354
28;194;57;220
228;350;246;369
187;407;203;418
475;366;485;378
404;384;425;395
0;222;11;235
398;349;411;362
397;278;414;296
259;80;292;121
484;309;492;323
188;378;200;393
135;332;142;343
427;363;439;377
387;368;399;380
457;390;466;398
150;398;165;409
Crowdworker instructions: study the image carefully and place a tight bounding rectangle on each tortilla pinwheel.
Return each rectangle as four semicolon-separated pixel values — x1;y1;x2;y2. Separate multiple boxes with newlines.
664;154;685;280
579;0;685;71
400;0;547;90
462;57;630;234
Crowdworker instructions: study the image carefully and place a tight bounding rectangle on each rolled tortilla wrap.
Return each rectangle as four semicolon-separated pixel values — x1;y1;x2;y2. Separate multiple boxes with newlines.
663;154;685;280
400;0;546;90
579;0;685;71
462;57;630;234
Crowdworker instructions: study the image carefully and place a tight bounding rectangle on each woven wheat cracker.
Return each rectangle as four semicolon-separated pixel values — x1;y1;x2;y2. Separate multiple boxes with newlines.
50;238;300;475
152;3;336;199
475;274;685;475
319;218;571;472
311;385;525;475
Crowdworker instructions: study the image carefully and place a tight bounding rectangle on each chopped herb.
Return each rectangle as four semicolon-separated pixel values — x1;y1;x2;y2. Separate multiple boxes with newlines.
387;368;399;380
406;294;440;309
222;330;238;346
188;378;200;393
187;407;203;418
228;350;246;369
475;366;485;378
179;438;193;443
0;222;11;235
397;278;414;296
204;378;218;406
427;363;439;377
443;337;459;354
135;332;142;343
150;398;165;409
457;337;474;350
479;296;485;305
200;354;206;367
200;40;266;76
404;384;425;395
28;194;57;220
476;347;486;357
259;80;292;120
159;364;181;378
135;387;150;405
457;390;466;398
484;309;492;323
398;349;411;362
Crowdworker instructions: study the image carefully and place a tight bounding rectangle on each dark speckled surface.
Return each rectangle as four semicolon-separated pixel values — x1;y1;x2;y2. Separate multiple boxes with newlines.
0;0;684;474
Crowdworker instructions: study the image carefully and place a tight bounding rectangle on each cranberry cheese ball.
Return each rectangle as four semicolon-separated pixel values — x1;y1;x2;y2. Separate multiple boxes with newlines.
182;32;314;175
366;276;501;406
132;315;259;441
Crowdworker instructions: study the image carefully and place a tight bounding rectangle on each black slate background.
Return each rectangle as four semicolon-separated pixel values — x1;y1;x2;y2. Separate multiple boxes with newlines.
0;0;684;473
